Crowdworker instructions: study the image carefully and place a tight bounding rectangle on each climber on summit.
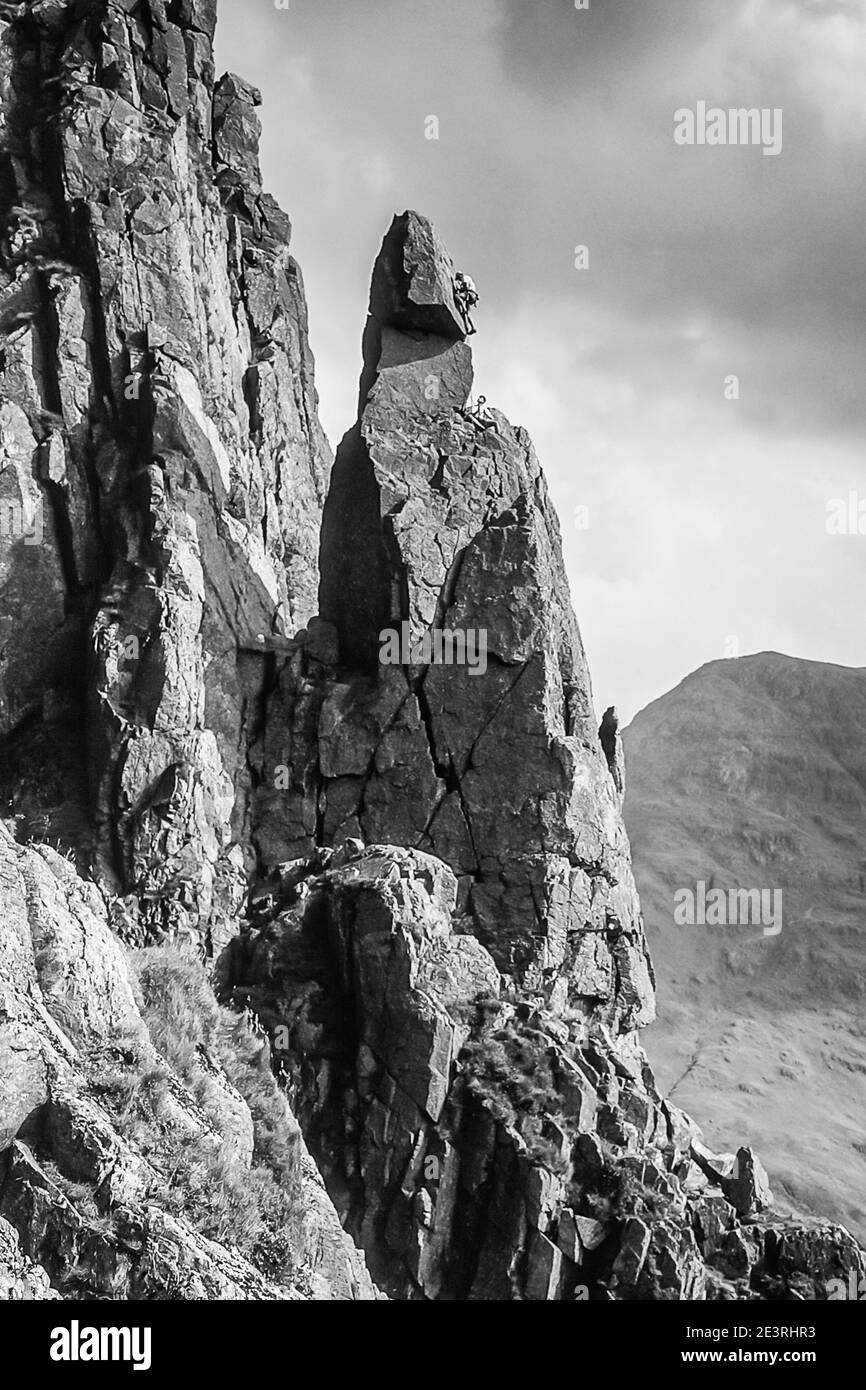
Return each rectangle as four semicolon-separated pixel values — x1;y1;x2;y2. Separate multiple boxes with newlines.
599;706;624;795
458;393;493;430
453;270;478;336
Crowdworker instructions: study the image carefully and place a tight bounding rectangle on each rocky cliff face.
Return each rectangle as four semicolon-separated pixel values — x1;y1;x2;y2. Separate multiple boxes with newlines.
253;209;651;1019
0;0;368;1302
0;822;377;1299
224;223;863;1300
0;0;329;951
0;0;862;1301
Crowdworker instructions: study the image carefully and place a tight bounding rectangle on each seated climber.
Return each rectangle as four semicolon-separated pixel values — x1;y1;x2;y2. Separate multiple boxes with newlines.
458;394;492;428
453;270;479;336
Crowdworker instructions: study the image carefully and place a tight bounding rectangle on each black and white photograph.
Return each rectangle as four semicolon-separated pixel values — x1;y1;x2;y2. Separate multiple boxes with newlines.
0;0;863;1361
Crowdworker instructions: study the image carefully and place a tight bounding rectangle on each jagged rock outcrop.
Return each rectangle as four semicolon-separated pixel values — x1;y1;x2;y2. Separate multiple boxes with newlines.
228;839;864;1301
253;210;651;1020
0;823;377;1299
0;1;380;1298
0;0;330;946
0;0;861;1303
227;213;864;1299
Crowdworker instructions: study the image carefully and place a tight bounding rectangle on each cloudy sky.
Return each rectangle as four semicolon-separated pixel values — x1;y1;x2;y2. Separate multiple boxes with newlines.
216;0;865;723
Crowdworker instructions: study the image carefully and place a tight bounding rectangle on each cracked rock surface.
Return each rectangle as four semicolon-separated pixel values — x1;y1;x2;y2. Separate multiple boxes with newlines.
0;824;377;1299
0;0;861;1302
226;841;863;1301
0;0;330;947
256;211;652;1021
0;0;368;1302
232;213;863;1300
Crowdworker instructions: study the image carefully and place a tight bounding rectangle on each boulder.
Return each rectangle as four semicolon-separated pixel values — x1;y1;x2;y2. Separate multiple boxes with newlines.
723;1146;774;1217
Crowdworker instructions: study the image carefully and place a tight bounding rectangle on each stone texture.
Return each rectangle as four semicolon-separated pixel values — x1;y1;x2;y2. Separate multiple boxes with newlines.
368;211;467;341
223;835;864;1301
231;210;864;1301
0;824;377;1300
723;1146;774;1218
0;1213;60;1300
4;1140;289;1301
257;210;652;1026
0;0;860;1307
0;0;331;943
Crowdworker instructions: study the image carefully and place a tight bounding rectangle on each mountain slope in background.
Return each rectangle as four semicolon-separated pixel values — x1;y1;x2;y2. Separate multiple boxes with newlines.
623;652;866;1243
